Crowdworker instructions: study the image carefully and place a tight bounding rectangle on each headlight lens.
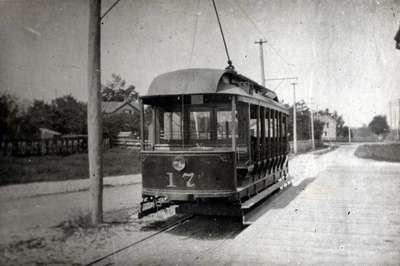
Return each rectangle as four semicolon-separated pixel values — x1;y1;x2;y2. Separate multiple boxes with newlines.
172;156;185;171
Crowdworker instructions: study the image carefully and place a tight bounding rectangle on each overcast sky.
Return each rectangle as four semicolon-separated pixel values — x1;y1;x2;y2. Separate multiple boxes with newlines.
1;0;399;126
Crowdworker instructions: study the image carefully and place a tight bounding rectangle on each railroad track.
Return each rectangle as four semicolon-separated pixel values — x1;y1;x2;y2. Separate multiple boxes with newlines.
85;214;194;266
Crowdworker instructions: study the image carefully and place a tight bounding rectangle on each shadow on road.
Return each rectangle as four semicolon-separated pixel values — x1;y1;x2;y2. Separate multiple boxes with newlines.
138;178;316;239
242;178;316;223
140;214;243;240
167;216;244;240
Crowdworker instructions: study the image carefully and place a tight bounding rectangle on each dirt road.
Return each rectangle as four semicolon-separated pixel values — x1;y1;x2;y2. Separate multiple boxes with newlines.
0;183;142;241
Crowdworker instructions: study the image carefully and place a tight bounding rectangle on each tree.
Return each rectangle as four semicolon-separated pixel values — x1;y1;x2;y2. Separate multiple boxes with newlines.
368;115;390;136
103;112;140;137
287;101;324;141
0;94;19;140
313;119;325;140
26;100;54;130
50;95;87;134
101;74;138;102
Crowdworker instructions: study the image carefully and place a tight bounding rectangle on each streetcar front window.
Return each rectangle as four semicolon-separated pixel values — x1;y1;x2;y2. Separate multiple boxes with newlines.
161;111;182;140
144;94;244;150
217;111;232;140
189;111;211;140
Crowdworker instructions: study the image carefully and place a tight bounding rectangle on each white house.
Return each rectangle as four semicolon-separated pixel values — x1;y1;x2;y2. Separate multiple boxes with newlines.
315;114;336;140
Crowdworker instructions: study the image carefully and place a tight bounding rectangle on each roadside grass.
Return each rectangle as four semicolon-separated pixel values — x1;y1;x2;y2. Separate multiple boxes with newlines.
0;147;141;186
355;143;400;162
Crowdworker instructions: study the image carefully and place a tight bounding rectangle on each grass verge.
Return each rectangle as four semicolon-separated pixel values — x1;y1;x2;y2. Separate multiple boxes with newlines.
354;143;400;162
0;147;140;186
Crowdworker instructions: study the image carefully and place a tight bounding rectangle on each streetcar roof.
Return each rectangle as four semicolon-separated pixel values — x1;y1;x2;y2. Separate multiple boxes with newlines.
143;68;288;112
144;68;278;100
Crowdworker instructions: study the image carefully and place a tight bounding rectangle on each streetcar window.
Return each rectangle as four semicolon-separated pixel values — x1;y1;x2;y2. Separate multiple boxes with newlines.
217;111;235;140
161;111;182;140
189;111;211;140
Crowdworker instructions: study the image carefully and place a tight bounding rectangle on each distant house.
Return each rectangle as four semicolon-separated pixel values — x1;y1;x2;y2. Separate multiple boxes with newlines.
101;101;140;115
315;114;336;140
39;128;61;139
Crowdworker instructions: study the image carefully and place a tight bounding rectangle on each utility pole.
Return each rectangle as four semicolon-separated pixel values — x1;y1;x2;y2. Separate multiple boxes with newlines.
291;82;297;154
389;101;393;129
255;39;267;86
398;99;400;140
348;126;351;143
87;0;103;225
310;99;315;150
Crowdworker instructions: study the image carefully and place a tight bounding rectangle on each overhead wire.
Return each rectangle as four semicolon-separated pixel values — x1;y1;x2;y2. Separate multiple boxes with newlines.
231;0;294;75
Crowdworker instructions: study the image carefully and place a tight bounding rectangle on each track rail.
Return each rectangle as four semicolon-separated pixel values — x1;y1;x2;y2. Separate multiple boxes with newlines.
85;215;194;266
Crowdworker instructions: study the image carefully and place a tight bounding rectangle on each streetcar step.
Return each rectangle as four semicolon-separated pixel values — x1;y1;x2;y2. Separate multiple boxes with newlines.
241;177;292;210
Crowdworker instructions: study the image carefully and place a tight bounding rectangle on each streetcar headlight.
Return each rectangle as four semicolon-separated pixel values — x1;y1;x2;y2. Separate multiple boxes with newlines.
172;156;186;171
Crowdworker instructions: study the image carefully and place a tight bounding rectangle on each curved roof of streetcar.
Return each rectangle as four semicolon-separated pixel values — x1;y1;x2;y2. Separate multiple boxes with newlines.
144;68;279;101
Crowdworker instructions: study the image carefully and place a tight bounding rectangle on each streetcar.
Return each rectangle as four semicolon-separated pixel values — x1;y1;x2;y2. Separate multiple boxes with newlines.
138;68;291;223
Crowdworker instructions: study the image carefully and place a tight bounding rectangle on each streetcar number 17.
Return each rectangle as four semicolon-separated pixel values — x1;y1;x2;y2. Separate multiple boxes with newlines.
166;172;195;188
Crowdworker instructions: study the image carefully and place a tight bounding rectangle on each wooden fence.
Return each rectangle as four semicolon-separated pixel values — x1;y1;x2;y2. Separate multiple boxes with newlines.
0;136;111;157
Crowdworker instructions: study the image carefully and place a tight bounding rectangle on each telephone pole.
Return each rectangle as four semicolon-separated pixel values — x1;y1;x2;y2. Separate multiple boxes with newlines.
291;82;298;154
348;125;351;143
389;101;393;129
310;99;315;150
87;0;103;225
398;99;400;140
255;39;267;86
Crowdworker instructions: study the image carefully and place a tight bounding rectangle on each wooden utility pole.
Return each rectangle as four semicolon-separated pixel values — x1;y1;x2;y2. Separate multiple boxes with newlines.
348;126;351;143
398;99;400;140
87;0;103;225
291;82;297;154
389;101;392;129
255;39;267;86
310;99;315;150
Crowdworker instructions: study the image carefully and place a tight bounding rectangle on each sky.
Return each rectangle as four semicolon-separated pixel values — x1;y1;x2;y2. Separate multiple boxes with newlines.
0;0;400;127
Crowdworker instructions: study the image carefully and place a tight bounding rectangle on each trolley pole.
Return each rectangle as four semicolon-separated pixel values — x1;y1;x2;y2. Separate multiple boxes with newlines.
291;82;298;154
87;0;103;226
255;39;267;86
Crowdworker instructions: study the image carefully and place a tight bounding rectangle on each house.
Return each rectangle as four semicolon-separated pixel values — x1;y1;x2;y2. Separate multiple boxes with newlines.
39;128;61;139
315;114;336;140
101;101;140;115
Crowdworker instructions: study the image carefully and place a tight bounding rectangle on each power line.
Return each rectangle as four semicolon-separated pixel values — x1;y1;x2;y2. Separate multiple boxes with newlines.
231;0;294;72
212;0;234;70
266;42;294;68
101;0;122;20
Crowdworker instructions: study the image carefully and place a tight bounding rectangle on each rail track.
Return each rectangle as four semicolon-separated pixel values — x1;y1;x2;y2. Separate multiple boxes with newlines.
85;214;194;266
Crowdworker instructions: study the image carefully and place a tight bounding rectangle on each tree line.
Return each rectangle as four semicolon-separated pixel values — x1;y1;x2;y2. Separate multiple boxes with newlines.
0;74;140;141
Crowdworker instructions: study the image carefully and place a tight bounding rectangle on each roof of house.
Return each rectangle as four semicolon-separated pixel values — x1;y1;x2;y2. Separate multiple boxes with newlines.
39;128;61;136
101;101;140;114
